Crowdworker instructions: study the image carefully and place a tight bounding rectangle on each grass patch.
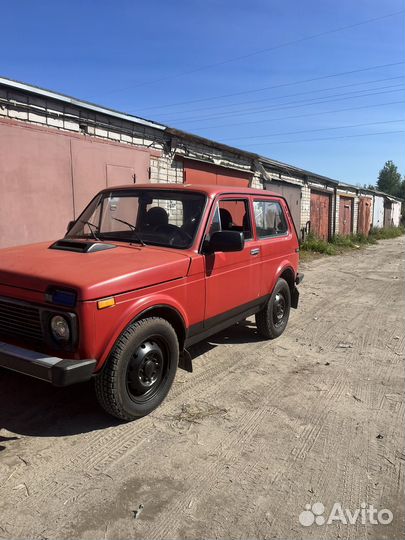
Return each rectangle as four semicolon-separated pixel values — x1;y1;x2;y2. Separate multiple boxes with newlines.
369;225;405;240
300;226;403;256
300;233;337;255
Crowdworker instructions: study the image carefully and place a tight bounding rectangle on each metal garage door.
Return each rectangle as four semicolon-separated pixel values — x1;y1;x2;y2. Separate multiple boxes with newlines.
183;160;251;187
358;197;372;235
265;180;301;232
0;121;152;248
384;200;393;227
310;191;330;241
339;196;353;236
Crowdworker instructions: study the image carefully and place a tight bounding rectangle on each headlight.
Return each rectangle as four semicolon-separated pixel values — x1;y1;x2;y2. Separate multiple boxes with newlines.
50;315;70;341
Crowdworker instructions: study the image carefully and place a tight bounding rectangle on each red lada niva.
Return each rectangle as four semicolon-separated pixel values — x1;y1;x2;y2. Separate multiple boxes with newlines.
0;184;303;420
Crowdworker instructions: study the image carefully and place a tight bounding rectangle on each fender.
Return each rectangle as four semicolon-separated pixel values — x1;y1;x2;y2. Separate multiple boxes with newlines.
271;259;296;292
97;294;189;368
274;261;299;309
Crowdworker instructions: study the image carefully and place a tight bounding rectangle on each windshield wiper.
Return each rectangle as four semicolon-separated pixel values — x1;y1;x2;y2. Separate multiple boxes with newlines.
79;220;100;241
112;217;146;246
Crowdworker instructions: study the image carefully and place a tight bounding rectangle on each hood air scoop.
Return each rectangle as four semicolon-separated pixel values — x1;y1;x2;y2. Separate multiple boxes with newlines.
49;239;117;253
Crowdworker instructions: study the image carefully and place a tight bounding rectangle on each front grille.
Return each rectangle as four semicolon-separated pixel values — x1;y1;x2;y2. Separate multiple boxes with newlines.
0;297;44;344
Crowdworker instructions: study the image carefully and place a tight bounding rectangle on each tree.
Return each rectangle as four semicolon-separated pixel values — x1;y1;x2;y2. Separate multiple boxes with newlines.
377;161;402;196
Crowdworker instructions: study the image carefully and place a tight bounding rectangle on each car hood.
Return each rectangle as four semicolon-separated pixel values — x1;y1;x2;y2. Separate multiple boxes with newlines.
0;241;191;300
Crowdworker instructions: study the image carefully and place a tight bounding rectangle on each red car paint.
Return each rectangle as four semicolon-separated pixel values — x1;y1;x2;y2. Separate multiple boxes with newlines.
0;183;300;379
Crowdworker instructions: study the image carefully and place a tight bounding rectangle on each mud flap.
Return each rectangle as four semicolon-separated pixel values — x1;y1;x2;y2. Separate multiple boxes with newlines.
178;348;193;372
291;286;299;309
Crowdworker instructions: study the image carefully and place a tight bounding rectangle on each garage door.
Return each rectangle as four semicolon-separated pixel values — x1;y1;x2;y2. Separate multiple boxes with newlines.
384;201;393;228
183;159;251;187
310;191;330;241
358;197;372;235
265;180;301;232
339;196;353;236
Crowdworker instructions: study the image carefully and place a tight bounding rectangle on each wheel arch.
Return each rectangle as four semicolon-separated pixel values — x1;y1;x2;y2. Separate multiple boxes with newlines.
97;298;187;371
133;304;187;351
278;266;295;294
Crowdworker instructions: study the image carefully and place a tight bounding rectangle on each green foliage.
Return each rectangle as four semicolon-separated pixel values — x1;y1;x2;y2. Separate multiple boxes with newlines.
300;227;404;256
369;226;405;240
300;233;336;255
377;161;403;197
330;234;356;247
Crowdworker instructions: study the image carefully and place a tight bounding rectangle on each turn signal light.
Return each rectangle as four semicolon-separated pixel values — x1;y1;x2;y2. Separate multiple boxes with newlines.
97;297;116;310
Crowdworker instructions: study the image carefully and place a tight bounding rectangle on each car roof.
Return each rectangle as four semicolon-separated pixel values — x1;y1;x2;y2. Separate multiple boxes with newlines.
101;183;277;198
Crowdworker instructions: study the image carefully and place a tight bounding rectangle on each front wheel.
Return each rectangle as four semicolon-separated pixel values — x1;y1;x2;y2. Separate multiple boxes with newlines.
255;278;291;339
95;317;179;421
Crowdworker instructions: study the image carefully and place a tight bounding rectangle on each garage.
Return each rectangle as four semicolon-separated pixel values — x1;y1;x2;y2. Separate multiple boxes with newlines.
265;180;301;232
358;196;372;235
0;120;152;248
183;159;251;187
310;190;331;241
339;196;354;236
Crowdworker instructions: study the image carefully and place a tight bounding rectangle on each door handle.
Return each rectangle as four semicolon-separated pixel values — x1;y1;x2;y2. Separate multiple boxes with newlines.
250;248;260;256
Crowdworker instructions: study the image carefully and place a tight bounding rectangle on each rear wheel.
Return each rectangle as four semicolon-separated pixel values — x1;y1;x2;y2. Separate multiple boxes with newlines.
255;278;291;339
95;317;178;421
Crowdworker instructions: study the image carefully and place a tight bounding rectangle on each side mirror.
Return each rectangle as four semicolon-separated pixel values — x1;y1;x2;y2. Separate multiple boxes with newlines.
208;230;244;253
66;220;75;233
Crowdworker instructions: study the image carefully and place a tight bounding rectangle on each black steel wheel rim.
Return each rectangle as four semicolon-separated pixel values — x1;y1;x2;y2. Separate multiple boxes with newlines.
126;337;169;403
272;292;287;327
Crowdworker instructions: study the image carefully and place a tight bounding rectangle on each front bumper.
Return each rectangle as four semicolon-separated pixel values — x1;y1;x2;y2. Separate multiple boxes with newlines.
0;341;96;386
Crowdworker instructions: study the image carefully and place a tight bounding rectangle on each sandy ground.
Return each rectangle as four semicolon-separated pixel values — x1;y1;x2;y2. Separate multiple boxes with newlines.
0;237;404;540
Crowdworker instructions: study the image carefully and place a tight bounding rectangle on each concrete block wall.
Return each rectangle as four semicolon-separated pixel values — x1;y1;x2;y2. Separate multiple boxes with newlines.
150;156;184;183
0;85;166;151
301;184;311;229
352;196;359;234
334;194;340;235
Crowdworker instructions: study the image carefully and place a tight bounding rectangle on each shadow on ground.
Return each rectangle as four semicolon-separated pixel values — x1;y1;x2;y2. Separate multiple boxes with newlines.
0;320;261;439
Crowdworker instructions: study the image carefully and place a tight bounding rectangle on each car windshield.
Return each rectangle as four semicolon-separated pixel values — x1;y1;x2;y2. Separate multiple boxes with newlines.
66;189;206;249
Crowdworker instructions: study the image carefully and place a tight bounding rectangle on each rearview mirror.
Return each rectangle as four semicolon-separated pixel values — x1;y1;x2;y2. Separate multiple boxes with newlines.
66;220;75;233
208;230;244;253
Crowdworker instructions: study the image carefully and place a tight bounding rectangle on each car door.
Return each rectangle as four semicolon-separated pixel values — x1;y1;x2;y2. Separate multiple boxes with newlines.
252;197;295;297
203;195;261;326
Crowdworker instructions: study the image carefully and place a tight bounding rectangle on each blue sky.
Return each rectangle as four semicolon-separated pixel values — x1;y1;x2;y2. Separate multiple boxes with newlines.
1;0;404;185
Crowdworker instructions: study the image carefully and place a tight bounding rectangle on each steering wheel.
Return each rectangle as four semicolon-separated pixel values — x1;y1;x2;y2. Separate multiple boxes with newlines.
155;224;192;246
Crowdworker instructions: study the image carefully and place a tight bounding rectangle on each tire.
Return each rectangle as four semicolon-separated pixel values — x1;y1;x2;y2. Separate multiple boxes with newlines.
95;317;179;421
255;278;291;339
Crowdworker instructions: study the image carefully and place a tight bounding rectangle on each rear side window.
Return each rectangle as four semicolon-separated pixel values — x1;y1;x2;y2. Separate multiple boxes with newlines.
253;200;288;238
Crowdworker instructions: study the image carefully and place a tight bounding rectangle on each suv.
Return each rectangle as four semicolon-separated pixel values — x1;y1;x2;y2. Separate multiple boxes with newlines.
0;184;302;420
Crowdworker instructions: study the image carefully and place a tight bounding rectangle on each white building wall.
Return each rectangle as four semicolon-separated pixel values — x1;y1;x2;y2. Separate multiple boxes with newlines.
391;201;402;227
372;196;385;228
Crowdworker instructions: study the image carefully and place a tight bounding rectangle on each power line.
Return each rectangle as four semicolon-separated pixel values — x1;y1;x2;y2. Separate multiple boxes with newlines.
99;9;405;96
163;84;405;124
220;119;405;142
191;99;405;131
154;75;405;118
138;60;405;111
240;129;405;147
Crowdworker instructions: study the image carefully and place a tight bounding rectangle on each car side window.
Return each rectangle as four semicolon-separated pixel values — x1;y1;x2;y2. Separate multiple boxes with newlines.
206;199;252;241
253;200;288;238
219;199;252;239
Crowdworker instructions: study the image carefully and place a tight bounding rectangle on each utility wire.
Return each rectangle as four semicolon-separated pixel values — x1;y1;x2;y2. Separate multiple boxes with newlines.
162;84;405;124
138;60;405;111
192;99;405;131
240;130;405;147
100;9;405;96
219;119;405;142
154;75;405;118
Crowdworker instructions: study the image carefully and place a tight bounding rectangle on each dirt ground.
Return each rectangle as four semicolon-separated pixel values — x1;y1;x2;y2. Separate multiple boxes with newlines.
0;237;404;540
